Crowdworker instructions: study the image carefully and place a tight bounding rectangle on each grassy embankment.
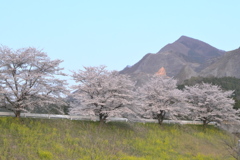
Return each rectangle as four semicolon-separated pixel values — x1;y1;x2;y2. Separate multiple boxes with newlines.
0;117;237;160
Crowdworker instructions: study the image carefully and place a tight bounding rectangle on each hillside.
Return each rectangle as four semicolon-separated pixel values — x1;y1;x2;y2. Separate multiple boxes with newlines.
175;65;197;84
0;117;237;160
199;48;240;78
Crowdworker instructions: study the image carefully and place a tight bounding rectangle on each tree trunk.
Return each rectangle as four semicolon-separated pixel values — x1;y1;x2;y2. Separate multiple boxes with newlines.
202;118;209;131
15;110;21;118
99;117;106;125
99;113;108;125
157;117;163;125
157;110;166;125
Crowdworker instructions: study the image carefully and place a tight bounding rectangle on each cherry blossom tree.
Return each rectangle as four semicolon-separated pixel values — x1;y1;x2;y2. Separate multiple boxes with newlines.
138;76;187;125
69;66;135;124
184;83;238;127
0;46;68;117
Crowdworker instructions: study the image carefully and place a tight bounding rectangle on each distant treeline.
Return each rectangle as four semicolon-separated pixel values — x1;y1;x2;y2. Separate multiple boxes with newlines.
178;77;240;109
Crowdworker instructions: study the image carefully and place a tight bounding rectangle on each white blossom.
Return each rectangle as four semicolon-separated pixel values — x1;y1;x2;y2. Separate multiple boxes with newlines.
69;66;135;123
0;46;68;117
184;83;238;126
138;76;187;125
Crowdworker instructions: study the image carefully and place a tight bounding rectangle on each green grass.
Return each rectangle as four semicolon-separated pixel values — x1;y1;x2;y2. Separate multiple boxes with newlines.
0;117;236;160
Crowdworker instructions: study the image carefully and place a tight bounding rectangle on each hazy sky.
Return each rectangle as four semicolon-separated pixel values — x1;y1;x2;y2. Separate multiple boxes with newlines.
0;0;239;74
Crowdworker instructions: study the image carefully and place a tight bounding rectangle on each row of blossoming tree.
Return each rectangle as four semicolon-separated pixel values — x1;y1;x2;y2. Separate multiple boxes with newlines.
0;46;239;127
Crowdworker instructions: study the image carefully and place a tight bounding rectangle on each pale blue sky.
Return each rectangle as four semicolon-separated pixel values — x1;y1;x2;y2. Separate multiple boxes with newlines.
0;0;239;75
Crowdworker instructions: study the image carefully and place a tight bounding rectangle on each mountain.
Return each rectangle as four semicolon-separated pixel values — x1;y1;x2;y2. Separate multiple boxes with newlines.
120;36;225;78
199;48;240;78
175;65;197;84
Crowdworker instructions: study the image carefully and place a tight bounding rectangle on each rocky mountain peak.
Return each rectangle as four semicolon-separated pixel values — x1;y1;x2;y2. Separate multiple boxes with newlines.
176;35;199;43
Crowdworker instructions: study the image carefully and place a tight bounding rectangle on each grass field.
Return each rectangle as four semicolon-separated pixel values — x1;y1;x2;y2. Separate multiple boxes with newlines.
0;117;237;160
